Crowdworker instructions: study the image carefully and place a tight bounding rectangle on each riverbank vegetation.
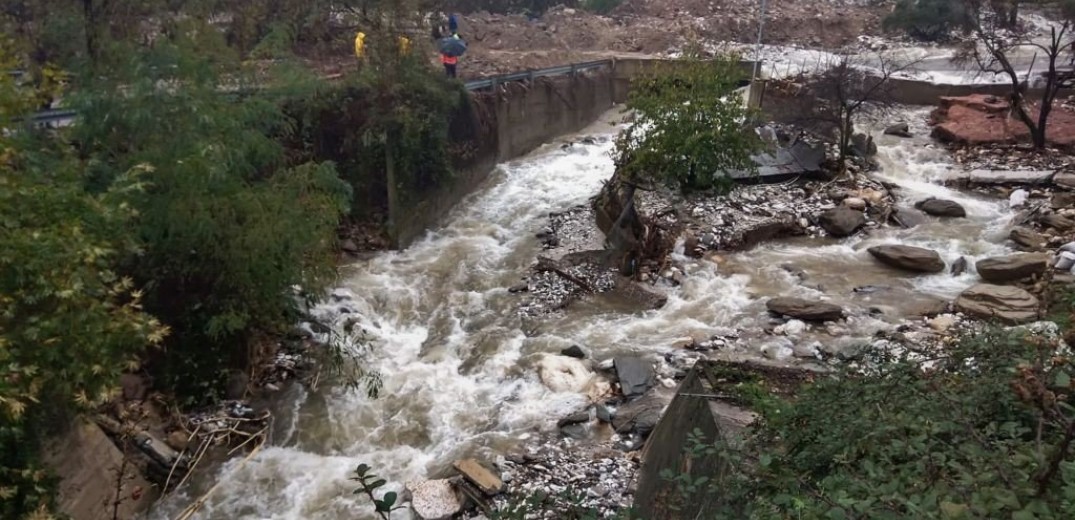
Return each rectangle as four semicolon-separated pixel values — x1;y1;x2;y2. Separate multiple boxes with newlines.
1;2;462;516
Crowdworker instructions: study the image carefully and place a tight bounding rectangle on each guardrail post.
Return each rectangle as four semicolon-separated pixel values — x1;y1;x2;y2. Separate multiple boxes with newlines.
571;64;578;78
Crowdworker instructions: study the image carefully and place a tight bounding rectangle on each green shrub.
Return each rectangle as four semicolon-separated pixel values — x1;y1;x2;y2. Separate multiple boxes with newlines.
581;0;623;15
615;55;759;194
681;331;1075;519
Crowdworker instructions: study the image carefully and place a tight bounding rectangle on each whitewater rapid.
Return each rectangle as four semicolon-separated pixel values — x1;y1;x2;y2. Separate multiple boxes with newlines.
151;106;1018;520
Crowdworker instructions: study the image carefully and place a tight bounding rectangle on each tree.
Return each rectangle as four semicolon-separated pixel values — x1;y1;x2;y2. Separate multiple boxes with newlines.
794;53;917;177
957;0;1074;149
0;46;167;518
614;55;758;194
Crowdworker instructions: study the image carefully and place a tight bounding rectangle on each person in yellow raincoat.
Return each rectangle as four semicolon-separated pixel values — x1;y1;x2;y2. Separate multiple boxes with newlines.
354;31;366;60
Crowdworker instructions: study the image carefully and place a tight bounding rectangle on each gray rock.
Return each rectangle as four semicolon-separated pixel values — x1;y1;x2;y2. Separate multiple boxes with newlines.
595;404;613;423
891;206;927;229
955;284;1040;324
766;297;844;322
560;423;587;440
1055;172;1075;190
508;282;529;294
818;207;866;237
1055;252;1075;271
883;123;912;138
1010;228;1047;250
868;245;946;273
557;410;592;428
915;198;967;218
611;389;671;437
1052;192;1075;209
951;256;968;276
340;239;360;253
976;254;1049;283
560;345;586;359
614;357;655;400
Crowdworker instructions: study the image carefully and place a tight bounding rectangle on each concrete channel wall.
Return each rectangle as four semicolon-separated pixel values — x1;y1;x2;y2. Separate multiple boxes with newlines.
390;58;762;247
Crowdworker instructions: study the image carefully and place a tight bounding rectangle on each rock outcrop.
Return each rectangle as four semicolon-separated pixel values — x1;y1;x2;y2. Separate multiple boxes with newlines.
1010;228;1047;250
868;245;946;273
954;284;1040;324
976;253;1049;283
766;297;844;322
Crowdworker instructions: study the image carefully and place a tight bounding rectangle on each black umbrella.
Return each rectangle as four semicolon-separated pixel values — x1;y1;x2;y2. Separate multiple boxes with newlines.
438;37;467;57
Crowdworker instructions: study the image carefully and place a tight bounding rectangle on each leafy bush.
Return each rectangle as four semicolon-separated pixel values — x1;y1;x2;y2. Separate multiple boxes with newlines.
680;331;1075;519
615;55;759;194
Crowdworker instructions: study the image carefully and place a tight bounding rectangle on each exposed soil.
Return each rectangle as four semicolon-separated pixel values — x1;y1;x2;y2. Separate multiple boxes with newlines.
932;94;1075;150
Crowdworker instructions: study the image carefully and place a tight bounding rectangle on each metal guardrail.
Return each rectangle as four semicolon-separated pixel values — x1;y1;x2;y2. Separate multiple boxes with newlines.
463;59;612;91
19;59;616;126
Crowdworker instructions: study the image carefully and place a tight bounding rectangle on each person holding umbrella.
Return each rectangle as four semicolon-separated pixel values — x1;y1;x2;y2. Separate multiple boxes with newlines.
438;33;466;78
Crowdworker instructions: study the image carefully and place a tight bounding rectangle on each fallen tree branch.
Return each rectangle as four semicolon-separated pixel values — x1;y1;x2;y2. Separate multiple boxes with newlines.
535;256;594;293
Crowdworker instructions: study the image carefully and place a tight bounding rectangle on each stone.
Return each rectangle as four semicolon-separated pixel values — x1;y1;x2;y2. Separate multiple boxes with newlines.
868;245;946;273
842;197;867;211
1010;228;1047;250
818;207;866;238
614;357;655;400
782;319;807;336
766;297;844;322
1010;189;1029;208
508;282;529;293
1055;172;1075;190
955;284;1040;324
976;253;1049;283
407;479;462;520
1052;192;1075;209
891;206;927;229
851;132;877;158
1041;213;1075;232
915;198;966;218
165;430;190;452
951;256;968;276
560;423;587;439
929;314;958;333
537;355;594;393
453;459;504;495
883;122;912;138
340;239;360;253
1056;252;1075;271
560;345;586;359
557;410;592;428
1061;242;1075;255
119;373;148;401
960;170;1056;186
595;404;613;423
611;389;671;437
908;299;949;317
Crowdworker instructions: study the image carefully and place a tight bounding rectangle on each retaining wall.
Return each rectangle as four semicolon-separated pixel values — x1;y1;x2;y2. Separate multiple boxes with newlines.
390;58;762;247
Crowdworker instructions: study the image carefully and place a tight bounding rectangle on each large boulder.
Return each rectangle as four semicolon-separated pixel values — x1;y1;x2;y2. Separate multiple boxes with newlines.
766;297;844;322
915;198;967;218
614;357;655;400
818;207;866;238
868;245;946;273
976;253;1050;283
954;284;1040;324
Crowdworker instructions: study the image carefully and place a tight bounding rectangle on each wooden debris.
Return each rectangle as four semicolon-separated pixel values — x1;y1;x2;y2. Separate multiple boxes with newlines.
453;459;504;495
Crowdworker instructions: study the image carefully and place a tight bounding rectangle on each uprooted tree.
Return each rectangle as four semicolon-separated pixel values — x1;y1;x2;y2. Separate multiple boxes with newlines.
594;55;759;274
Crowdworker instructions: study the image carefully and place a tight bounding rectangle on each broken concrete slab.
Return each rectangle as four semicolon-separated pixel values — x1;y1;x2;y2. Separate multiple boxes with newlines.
728;141;826;183
453;459;504;496
955;170;1056;186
